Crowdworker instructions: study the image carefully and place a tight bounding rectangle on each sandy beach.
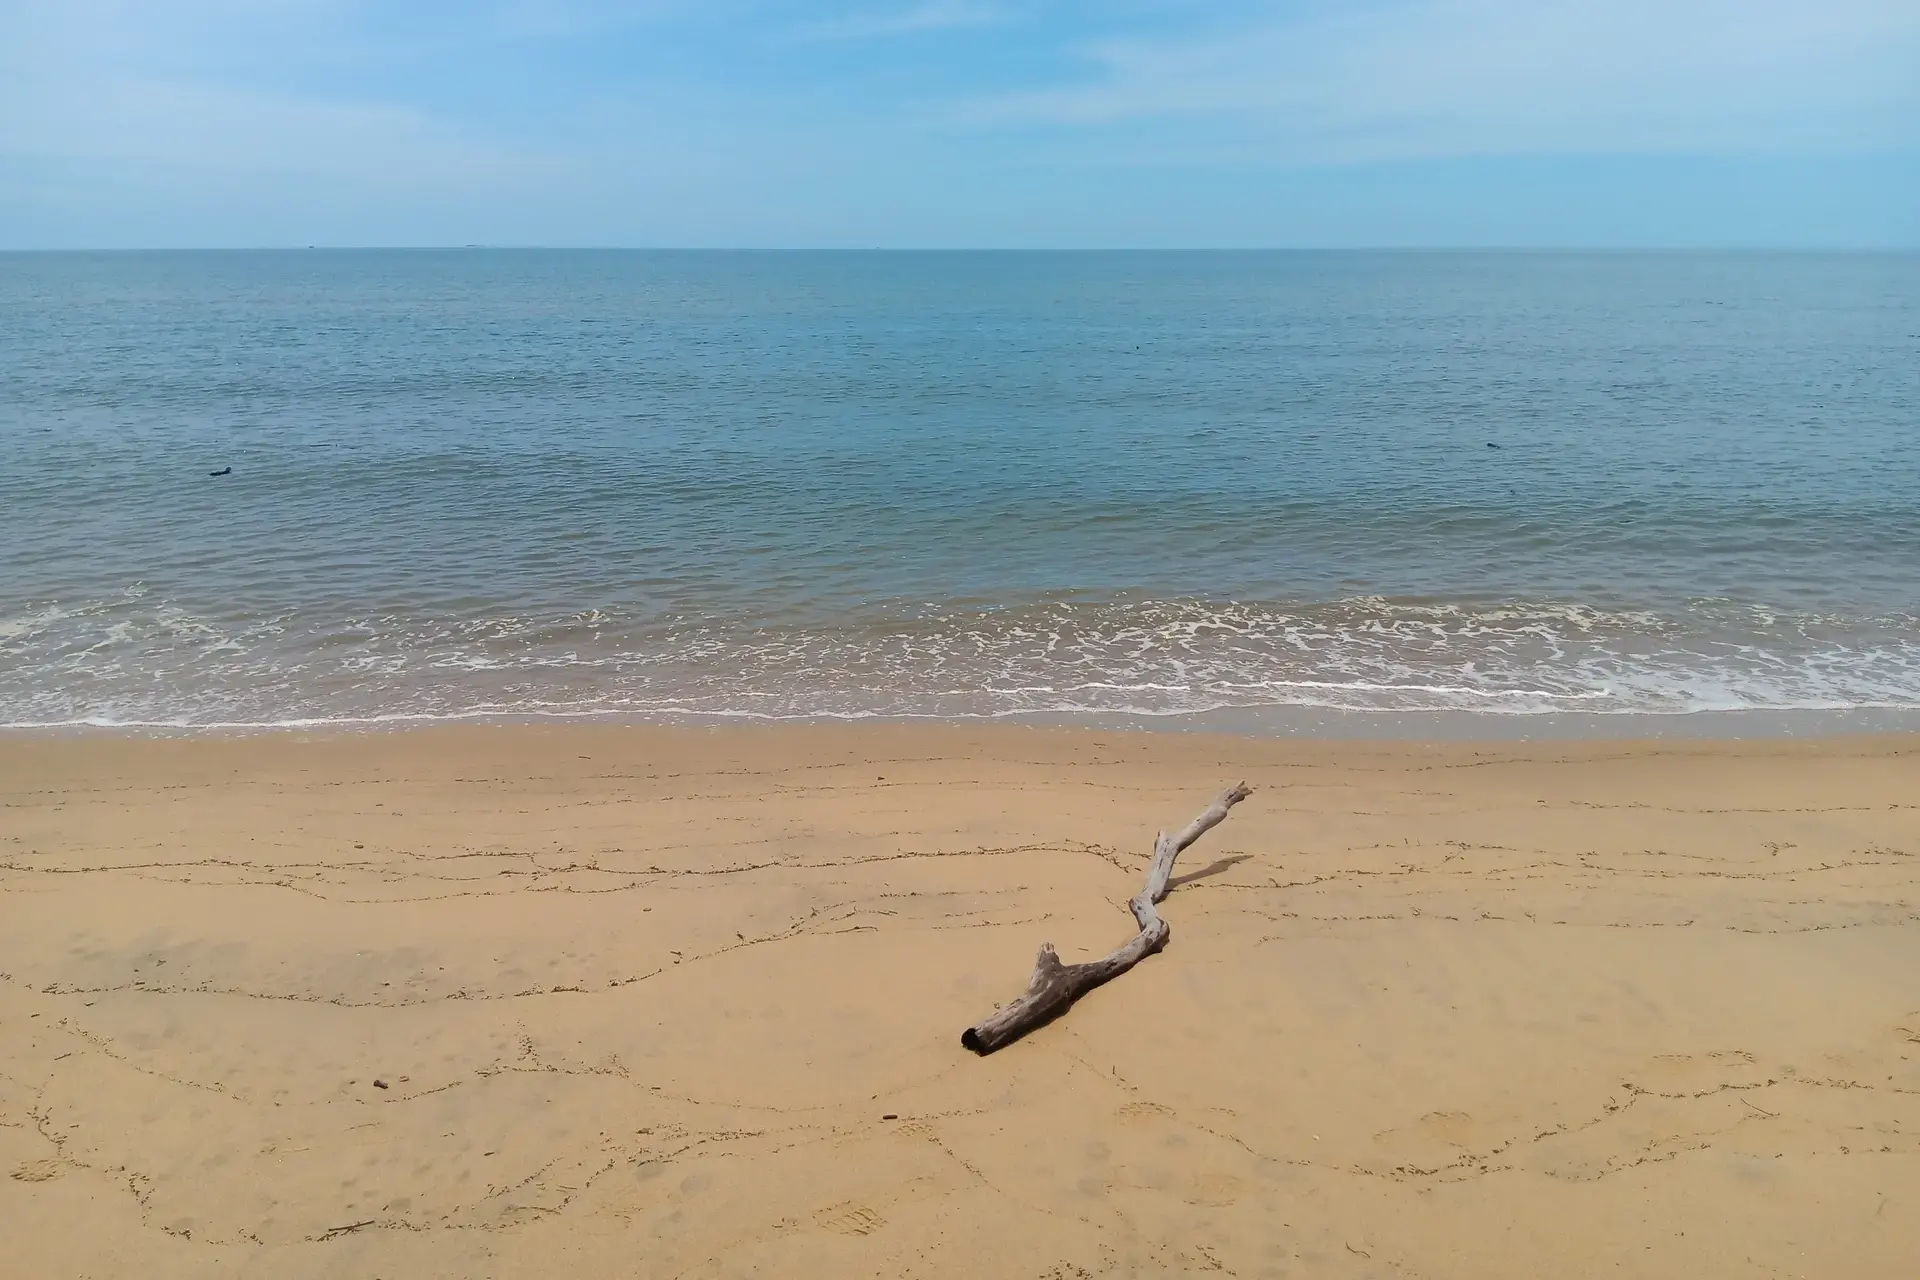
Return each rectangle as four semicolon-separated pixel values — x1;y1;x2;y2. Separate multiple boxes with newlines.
2;724;1916;1278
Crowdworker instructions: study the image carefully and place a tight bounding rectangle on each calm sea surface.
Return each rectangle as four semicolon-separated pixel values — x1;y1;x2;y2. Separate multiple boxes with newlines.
3;250;1917;731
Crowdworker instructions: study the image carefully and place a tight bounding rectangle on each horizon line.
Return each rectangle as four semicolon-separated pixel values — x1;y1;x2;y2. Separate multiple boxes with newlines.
5;244;1917;254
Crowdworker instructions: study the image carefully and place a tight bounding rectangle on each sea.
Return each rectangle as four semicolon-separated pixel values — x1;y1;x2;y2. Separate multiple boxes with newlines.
3;250;1917;736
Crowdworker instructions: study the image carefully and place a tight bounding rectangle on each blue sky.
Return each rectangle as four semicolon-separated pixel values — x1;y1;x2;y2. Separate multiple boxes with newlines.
2;0;1916;247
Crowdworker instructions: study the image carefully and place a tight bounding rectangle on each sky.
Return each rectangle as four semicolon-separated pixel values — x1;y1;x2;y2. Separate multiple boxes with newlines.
2;0;1917;248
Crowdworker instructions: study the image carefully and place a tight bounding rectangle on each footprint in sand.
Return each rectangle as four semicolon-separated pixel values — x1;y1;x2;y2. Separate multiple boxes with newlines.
1187;1172;1245;1206
11;1159;64;1183
1370;1109;1501;1173
1629;1049;1766;1095
815;1202;885;1236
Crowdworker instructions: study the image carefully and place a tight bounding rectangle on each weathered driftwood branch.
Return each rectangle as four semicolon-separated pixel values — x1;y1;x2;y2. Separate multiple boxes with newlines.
961;783;1252;1055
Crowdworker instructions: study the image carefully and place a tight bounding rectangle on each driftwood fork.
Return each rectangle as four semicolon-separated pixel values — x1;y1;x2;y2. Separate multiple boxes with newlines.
961;783;1253;1054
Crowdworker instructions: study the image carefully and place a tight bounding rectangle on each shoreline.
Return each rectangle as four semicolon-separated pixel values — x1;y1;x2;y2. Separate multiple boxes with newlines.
5;722;1916;1277
6;702;1920;742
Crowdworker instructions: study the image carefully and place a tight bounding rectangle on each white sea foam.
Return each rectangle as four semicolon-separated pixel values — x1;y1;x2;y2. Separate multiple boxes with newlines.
3;594;1919;731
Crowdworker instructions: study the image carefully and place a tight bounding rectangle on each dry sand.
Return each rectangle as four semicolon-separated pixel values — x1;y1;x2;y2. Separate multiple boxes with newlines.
2;725;1917;1278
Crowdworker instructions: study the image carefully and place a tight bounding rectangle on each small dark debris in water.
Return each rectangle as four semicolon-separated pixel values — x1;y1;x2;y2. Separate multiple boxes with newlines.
209;466;232;476
883;1114;898;1120
1485;443;1500;449
373;1079;389;1089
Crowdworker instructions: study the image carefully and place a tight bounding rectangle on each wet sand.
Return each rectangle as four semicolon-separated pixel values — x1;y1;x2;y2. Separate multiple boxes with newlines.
2;725;1916;1278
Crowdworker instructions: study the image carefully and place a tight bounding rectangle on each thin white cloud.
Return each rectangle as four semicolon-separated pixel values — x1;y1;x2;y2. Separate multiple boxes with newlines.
3;0;1914;247
0;2;542;184
489;0;690;39
969;0;1920;159
0;78;537;185
793;1;1011;41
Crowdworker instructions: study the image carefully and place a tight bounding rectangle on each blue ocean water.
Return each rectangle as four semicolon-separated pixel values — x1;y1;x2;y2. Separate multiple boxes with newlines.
2;250;1917;730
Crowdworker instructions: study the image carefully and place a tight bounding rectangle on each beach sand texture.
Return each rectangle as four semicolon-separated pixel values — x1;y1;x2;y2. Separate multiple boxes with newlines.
2;726;1917;1278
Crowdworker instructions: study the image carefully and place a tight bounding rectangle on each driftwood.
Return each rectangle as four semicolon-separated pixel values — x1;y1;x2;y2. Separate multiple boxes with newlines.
961;783;1252;1054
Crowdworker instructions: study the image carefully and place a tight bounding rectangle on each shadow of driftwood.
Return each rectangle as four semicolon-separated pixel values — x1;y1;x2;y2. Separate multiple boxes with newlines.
1167;852;1251;890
